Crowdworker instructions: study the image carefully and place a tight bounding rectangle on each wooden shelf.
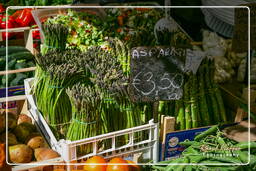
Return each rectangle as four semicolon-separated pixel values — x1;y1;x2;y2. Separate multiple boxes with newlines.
0;95;26;103
0;67;36;76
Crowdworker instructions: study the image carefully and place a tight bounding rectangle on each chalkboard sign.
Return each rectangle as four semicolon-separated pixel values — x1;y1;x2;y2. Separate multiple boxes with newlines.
232;4;256;52
129;46;186;102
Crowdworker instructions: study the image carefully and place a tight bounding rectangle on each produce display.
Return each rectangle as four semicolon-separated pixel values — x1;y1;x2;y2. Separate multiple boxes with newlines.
0;46;35;88
152;125;256;171
1;4;254;171
0;111;60;164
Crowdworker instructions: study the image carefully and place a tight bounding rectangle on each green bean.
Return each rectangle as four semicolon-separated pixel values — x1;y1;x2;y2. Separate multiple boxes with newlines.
176;157;190;171
179;140;198;147
194;125;218;141
235;142;256;150
165;158;185;171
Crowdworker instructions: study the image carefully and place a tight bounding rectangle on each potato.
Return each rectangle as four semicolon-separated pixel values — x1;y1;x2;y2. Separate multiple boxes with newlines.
0;132;18;145
17;114;32;125
27;135;47;149
34;148;60;161
7;112;17;129
0;112;17;131
9;144;33;163
13;123;36;143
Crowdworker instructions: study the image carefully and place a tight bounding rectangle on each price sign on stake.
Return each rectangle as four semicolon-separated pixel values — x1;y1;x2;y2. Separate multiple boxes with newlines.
130;46;186;102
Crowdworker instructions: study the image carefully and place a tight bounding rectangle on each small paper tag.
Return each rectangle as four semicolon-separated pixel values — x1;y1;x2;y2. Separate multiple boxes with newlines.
185;49;205;74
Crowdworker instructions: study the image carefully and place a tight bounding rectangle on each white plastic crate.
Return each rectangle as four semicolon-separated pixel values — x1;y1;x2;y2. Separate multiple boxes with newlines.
24;78;159;163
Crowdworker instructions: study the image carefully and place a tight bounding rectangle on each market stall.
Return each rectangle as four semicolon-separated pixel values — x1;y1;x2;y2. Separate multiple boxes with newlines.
0;1;255;171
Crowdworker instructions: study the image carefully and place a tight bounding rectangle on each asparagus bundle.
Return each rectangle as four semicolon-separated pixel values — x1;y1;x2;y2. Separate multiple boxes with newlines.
78;46;143;128
173;58;227;130
33;50;84;138
66;84;103;154
41;22;69;55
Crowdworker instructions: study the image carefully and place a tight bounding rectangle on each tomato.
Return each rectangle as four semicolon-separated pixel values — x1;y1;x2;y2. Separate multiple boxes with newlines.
106;158;129;171
126;160;140;171
83;156;107;171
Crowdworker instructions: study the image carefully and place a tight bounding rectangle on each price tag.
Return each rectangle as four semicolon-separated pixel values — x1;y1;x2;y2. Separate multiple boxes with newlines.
130;46;186;102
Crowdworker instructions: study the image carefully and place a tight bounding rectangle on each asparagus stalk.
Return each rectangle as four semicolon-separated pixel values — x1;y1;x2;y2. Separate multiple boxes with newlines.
190;74;199;128
175;99;185;130
198;64;211;126
204;59;220;124
184;76;192;129
209;59;227;123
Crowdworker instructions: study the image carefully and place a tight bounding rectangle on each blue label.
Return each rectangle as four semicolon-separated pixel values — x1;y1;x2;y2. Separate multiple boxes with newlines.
0;86;25;98
160;127;210;161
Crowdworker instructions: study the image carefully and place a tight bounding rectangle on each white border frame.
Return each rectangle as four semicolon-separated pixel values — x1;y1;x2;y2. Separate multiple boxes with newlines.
5;5;251;167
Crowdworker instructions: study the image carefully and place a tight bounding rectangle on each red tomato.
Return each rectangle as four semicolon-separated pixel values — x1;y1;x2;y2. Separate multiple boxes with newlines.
106;158;129;171
126;160;140;171
15;9;33;27
83;156;107;171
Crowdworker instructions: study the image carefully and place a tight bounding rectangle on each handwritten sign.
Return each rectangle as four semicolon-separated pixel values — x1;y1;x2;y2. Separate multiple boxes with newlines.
232;4;256;52
130;46;186;102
